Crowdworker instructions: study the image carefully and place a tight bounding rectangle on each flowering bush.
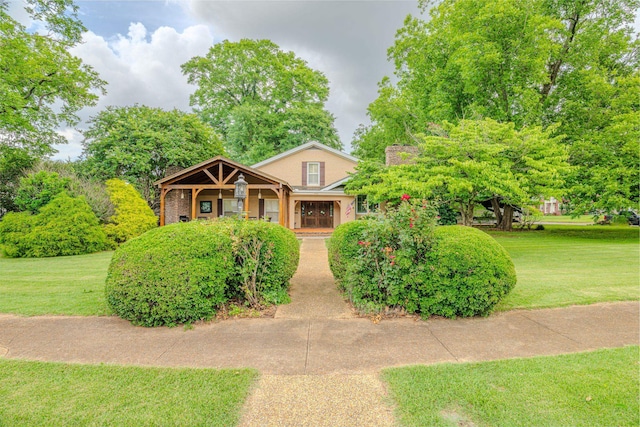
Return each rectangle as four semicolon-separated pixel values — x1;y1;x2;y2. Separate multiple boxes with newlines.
328;196;516;318
339;197;439;313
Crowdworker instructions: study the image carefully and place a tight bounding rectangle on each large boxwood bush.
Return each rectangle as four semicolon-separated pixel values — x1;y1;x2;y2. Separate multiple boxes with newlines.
328;197;516;318
105;218;300;326
0;193;113;258
105;221;234;327
416;225;516;317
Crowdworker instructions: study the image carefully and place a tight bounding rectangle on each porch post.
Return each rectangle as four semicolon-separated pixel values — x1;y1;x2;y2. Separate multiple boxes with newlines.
191;188;204;220
159;187;167;226
277;189;284;226
244;187;250;220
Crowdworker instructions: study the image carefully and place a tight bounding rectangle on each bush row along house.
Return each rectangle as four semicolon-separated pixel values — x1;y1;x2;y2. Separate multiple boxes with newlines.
155;141;380;230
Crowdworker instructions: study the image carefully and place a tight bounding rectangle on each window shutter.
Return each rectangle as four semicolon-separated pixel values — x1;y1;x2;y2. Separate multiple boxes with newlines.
320;162;325;186
302;162;307;186
259;199;265;219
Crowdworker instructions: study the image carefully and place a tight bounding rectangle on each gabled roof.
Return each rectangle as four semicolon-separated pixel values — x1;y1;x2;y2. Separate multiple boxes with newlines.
321;176;351;191
154;155;292;190
251;141;359;169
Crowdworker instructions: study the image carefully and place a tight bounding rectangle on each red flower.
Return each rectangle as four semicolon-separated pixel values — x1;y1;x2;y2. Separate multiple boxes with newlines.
401;194;411;201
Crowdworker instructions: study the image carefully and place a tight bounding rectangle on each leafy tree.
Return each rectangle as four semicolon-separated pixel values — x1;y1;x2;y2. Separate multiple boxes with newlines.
356;0;639;213
104;178;157;244
347;119;569;231
0;0;105;215
81;106;224;208
14;170;71;214
0;145;37;216
182;39;341;164
0;0;105;151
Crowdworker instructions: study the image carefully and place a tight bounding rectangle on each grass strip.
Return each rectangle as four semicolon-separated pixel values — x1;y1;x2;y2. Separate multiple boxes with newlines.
383;346;639;427
0;359;257;426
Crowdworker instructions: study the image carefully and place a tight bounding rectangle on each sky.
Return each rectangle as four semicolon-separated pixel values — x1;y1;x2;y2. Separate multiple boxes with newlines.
8;0;423;160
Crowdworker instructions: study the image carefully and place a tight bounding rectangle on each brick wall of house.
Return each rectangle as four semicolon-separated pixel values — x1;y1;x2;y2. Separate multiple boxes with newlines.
165;189;191;224
385;145;420;166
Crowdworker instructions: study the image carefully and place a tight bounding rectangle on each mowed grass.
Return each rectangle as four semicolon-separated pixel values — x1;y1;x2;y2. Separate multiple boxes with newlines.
383;346;639;427
539;214;595;223
0;251;112;316
490;225;639;310
0;359;257;427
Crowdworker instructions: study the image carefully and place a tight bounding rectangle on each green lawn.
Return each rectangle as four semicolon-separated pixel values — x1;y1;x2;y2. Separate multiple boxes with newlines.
490;225;639;310
383;346;639;427
0;359;257;426
0;251;112;316
538;214;595;223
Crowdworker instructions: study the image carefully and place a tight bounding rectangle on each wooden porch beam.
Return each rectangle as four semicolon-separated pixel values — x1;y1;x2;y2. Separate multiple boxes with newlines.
164;184;281;190
222;168;239;185
203;168;219;184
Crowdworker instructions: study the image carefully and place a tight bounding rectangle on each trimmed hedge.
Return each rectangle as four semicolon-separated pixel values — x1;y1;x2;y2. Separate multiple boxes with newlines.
105;219;300;327
326;219;370;287
416;226;516;317
228;219;300;305
0;193;113;258
105;221;234;327
327;200;516;318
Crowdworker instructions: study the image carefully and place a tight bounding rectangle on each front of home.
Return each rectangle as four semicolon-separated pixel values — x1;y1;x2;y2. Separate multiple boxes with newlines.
155;141;370;230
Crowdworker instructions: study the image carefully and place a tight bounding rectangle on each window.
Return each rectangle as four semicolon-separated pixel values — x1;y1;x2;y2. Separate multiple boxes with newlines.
356;195;379;214
264;199;279;223
307;162;320;186
199;201;212;214
223;199;238;216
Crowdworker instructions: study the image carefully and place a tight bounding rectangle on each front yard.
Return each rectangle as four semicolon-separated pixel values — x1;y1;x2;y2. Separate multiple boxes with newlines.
1;225;636;317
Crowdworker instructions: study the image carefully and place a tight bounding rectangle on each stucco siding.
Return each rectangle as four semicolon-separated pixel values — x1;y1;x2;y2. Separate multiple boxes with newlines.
257;148;357;187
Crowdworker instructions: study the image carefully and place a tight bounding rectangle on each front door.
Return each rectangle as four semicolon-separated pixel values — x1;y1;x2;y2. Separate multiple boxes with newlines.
301;201;333;228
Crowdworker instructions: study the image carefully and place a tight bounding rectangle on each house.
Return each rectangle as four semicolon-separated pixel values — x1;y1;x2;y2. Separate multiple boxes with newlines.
155;141;369;230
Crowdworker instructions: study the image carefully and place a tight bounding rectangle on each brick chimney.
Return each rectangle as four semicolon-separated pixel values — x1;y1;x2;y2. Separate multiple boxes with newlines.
385;145;420;166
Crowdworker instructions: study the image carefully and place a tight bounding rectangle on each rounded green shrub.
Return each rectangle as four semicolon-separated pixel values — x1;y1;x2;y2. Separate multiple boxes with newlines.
105;221;234;327
228;219;300;305
0;211;37;257
417;226;516;318
0;193;112;258
326;219;369;287
104;178;157;244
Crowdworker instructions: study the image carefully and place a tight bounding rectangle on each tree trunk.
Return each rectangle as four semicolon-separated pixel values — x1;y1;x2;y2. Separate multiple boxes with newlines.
459;203;474;226
497;205;514;231
491;197;503;225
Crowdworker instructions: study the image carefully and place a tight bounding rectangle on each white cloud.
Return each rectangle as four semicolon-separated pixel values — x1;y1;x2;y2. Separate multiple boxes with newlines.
52;22;214;160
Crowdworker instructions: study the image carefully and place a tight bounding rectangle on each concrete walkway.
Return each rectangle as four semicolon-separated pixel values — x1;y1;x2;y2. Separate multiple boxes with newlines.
0;237;638;426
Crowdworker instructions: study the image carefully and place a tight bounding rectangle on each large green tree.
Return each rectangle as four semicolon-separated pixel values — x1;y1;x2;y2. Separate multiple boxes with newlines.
0;0;104;150
0;0;105;215
347;119;569;231
81;106;224;208
355;0;639;213
182;39;341;164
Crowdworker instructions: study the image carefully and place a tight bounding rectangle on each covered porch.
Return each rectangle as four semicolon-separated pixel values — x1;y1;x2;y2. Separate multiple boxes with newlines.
155;157;292;227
